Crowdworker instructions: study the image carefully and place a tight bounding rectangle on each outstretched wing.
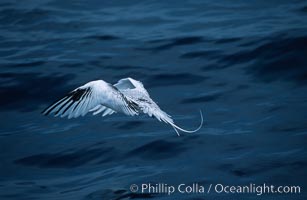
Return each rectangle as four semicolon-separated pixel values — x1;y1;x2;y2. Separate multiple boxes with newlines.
114;77;204;136
88;105;116;116
42;80;138;118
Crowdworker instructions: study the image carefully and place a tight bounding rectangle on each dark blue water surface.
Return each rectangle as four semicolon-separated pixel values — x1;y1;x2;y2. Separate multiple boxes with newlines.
1;0;307;199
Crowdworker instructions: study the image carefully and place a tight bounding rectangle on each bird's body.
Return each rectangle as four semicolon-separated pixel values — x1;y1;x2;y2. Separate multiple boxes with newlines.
43;77;203;136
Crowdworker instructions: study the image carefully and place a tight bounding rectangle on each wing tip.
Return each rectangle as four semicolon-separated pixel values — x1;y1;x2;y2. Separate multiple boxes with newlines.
41;106;51;116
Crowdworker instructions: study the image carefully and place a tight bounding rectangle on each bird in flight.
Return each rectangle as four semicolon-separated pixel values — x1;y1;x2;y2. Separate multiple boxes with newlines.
42;78;203;136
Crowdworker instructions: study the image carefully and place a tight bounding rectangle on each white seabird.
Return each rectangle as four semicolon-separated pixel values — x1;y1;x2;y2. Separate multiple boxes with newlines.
42;77;203;136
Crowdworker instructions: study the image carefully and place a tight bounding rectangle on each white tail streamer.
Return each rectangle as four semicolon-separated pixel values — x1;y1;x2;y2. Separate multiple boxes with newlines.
167;110;204;136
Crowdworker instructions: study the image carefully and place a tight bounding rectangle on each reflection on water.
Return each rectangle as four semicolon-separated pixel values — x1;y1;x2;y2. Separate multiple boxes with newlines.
0;0;307;199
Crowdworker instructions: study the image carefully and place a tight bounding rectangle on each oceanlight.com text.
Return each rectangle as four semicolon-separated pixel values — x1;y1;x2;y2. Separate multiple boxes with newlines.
129;183;301;196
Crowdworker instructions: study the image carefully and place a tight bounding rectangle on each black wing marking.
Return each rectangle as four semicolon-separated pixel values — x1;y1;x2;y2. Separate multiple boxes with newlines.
137;98;151;104
42;88;91;116
110;83;140;114
125;98;140;113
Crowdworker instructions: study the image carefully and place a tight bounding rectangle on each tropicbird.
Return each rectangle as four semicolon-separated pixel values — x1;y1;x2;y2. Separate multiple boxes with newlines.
42;77;203;136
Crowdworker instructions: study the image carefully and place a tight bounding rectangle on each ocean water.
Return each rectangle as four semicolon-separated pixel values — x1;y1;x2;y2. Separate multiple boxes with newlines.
0;0;307;199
